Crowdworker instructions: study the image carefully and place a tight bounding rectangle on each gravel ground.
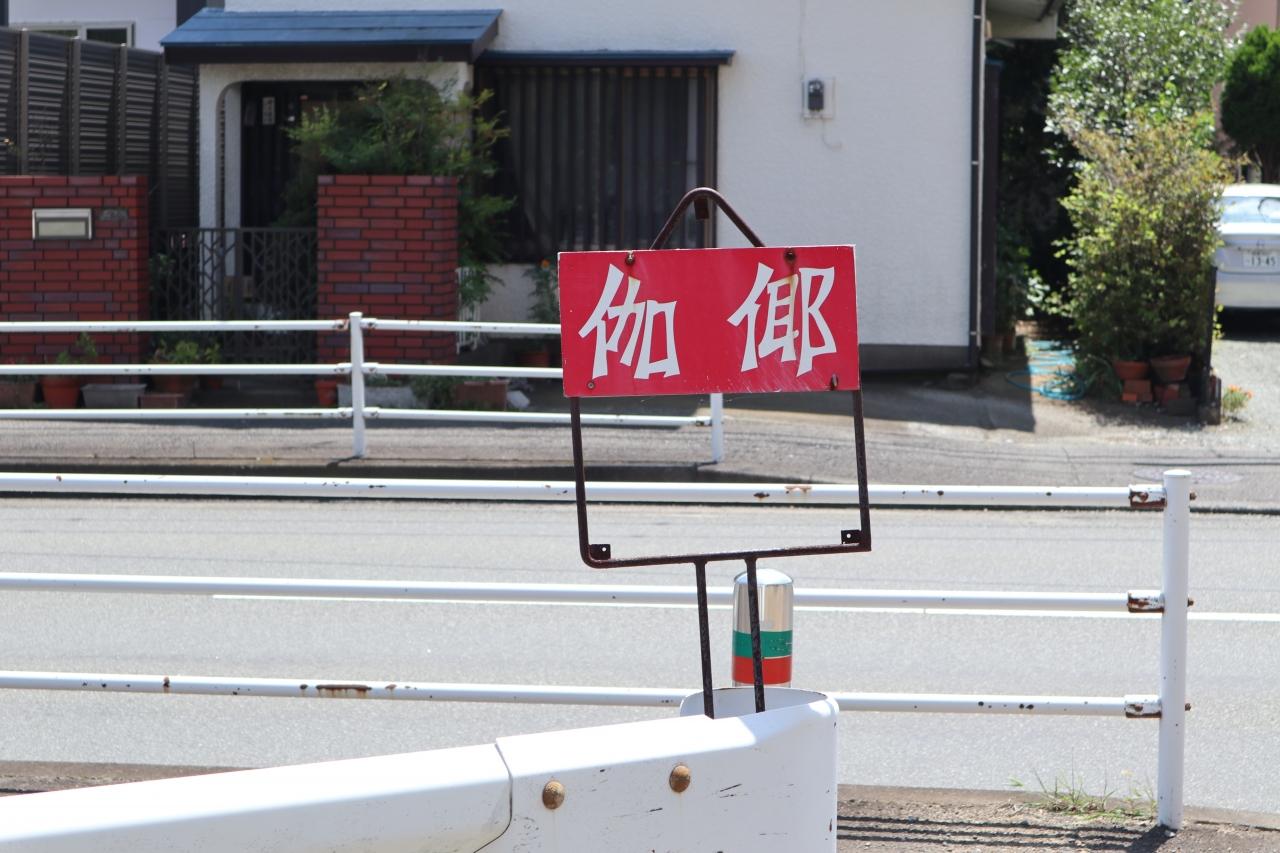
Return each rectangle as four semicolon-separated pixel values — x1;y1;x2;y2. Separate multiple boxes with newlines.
1211;310;1280;441
836;793;1280;852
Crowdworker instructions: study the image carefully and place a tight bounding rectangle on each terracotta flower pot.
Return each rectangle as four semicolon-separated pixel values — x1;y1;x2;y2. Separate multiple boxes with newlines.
0;381;37;408
315;379;338;407
40;375;82;409
454;379;508;410
1149;355;1191;384
517;347;551;368
152;375;197;396
1111;359;1150;381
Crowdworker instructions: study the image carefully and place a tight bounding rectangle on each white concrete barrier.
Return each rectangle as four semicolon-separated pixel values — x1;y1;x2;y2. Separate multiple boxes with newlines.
0;687;838;852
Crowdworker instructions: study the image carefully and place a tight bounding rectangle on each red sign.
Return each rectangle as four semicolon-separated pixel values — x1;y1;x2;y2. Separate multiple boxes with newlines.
559;246;859;397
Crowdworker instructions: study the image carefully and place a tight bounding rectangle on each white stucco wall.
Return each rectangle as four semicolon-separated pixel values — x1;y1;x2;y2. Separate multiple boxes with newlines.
211;0;976;350
8;0;174;50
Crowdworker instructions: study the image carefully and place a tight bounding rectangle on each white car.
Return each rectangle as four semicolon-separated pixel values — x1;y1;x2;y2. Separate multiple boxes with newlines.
1216;183;1280;309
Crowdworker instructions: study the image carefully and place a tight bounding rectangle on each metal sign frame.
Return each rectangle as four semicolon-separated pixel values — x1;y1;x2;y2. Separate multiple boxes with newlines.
566;187;872;718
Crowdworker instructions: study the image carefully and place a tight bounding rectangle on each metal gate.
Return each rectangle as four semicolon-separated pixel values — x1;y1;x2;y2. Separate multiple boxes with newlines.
153;228;317;363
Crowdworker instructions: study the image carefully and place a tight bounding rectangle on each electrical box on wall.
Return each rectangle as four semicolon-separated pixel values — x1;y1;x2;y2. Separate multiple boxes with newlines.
802;77;835;119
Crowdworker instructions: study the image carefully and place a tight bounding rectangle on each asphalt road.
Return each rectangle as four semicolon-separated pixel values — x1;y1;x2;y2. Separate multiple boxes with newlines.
0;498;1277;815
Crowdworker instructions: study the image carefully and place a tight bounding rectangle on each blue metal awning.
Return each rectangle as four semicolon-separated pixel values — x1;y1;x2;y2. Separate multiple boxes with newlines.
162;8;501;64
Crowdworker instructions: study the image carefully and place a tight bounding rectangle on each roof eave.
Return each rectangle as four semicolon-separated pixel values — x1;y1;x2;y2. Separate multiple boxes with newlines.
165;42;479;65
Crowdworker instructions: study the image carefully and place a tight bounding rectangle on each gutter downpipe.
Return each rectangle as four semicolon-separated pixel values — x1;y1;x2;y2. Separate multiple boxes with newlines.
967;0;986;371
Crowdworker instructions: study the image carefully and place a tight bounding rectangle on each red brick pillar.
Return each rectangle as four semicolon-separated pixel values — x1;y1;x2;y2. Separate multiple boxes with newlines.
315;175;459;364
0;175;149;363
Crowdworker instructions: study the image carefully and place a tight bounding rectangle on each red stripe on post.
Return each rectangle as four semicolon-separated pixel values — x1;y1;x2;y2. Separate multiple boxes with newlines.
732;655;792;685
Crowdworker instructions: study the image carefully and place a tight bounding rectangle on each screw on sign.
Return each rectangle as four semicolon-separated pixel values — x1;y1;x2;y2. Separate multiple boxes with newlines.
559;246;859;398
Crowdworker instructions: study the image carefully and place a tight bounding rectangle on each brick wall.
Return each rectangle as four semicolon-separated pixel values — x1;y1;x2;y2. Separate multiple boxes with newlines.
316;175;460;364
0;175;149;363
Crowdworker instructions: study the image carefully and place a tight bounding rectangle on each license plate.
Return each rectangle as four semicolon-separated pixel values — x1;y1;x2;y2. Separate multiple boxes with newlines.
1244;250;1280;268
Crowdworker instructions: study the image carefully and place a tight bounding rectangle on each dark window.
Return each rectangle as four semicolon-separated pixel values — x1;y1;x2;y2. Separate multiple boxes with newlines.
85;27;131;46
476;62;719;262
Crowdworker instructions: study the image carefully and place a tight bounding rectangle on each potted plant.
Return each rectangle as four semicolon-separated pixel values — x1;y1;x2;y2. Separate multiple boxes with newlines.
0;359;38;408
40;333;97;409
517;259;560;367
149;338;202;397
410;375;460;408
200;341;226;390
315;377;339;407
453;375;508;410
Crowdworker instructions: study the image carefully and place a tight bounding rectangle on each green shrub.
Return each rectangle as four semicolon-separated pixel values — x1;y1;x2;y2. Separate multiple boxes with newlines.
1057;115;1230;366
1222;25;1280;181
151;338;202;364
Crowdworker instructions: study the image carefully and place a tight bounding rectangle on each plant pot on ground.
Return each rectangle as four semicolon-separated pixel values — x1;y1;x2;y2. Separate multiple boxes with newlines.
39;375;82;408
149;338;202;398
337;378;417;408
39;333;99;409
81;383;146;409
1111;359;1150;381
454;378;508;410
514;341;551;368
200;341;225;390
314;379;338;407
0;361;38;408
0;381;36;408
1149;354;1192;384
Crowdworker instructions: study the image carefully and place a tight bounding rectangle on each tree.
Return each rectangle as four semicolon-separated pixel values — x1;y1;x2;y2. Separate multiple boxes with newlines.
281;77;513;308
1222;25;1280;182
1048;0;1237;146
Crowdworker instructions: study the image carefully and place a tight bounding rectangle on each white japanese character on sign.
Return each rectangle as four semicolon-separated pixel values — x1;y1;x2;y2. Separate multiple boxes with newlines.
728;263;837;376
578;264;681;380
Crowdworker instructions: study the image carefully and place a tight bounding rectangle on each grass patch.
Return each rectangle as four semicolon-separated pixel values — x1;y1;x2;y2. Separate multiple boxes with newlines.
1009;770;1155;822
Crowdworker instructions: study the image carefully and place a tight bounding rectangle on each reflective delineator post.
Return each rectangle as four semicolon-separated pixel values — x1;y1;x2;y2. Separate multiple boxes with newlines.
1157;469;1191;830
349;312;367;458
732;568;794;687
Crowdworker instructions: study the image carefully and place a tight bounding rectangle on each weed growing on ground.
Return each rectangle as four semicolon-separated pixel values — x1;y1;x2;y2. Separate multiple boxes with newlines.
1009;769;1155;822
1222;384;1253;418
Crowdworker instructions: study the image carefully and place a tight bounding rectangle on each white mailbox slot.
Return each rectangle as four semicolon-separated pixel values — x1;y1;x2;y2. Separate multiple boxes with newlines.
32;208;93;240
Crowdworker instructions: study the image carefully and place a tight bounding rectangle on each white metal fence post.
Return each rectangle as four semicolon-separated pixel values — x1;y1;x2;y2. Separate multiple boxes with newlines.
1157;468;1191;830
710;393;725;463
349;312;367;458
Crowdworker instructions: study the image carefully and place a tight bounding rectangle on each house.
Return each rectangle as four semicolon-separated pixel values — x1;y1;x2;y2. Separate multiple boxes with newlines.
0;2;1062;371
1;0;203;49
154;1;1063;372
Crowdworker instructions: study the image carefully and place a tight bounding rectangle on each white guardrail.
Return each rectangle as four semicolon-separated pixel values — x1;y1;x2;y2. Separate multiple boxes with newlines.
0;470;1192;829
0;314;727;462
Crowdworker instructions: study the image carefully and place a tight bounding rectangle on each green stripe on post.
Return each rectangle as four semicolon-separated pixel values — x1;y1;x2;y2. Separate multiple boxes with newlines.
732;629;792;659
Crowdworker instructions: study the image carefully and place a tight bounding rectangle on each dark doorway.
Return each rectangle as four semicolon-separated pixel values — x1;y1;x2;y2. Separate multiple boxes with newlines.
239;81;356;227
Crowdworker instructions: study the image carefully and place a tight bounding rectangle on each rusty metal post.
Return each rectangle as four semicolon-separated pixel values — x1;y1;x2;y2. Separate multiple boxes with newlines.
709;392;724;463
349;312;367;458
1157;469;1191;830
